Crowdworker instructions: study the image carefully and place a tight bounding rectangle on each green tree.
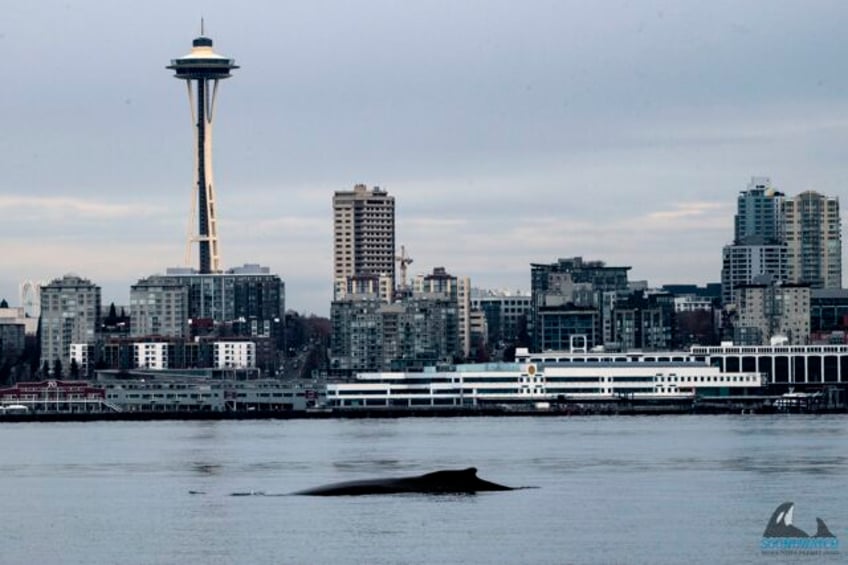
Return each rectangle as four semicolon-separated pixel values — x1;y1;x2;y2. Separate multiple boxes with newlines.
41;360;50;378
0;298;8;308
52;359;63;379
104;302;119;327
70;358;80;379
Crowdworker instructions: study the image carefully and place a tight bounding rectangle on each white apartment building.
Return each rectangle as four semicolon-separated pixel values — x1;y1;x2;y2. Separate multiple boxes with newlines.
133;343;170;370
69;343;93;375
213;341;256;369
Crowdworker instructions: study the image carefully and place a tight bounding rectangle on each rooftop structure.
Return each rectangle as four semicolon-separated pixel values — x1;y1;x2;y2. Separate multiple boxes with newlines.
734;177;784;245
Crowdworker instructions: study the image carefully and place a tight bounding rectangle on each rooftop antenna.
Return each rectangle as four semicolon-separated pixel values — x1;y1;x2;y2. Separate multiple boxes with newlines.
200;17;205;35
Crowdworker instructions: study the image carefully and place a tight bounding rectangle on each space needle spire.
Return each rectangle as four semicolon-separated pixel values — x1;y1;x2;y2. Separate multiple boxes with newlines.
167;30;238;273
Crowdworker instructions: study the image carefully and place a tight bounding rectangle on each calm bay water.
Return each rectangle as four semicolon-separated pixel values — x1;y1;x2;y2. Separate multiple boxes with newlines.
0;415;845;564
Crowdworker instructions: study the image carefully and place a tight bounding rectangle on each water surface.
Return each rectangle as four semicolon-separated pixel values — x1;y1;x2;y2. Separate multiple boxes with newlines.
0;415;844;564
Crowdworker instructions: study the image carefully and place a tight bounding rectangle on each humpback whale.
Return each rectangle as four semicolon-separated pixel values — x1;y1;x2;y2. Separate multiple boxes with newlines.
294;467;516;496
763;502;836;538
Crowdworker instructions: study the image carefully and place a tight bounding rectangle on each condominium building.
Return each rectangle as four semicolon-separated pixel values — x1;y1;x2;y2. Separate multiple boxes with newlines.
733;283;810;345
133;264;285;345
721;177;788;304
413;267;471;357
330;290;460;375
130;279;189;338
470;290;532;347
783;191;841;289
530;257;631;351
721;244;788;305
612;291;675;351
333;184;395;298
40;275;101;372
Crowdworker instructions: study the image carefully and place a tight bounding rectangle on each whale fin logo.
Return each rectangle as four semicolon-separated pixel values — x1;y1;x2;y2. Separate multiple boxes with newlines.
814;518;836;539
763;502;835;539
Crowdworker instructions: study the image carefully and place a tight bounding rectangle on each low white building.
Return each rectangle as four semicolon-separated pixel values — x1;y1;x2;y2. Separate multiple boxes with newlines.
69;343;93;375
134;343;169;370
327;347;765;408
213;341;256;369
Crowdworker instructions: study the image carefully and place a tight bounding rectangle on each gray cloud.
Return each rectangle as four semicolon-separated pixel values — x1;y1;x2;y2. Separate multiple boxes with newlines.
1;0;846;313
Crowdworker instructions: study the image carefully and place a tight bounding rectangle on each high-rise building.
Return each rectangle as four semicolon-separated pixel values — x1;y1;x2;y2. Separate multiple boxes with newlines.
783;191;841;289
734;177;784;245
40;275;101;373
333;184;395;298
168;32;238;274
721;177;788;304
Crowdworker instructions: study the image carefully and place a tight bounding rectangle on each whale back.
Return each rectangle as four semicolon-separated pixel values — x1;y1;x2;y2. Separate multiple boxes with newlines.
295;467;514;496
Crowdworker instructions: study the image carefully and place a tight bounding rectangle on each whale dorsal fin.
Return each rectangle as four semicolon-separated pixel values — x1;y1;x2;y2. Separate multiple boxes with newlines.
814;518;835;538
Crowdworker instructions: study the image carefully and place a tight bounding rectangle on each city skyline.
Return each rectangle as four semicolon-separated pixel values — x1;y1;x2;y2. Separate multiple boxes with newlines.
2;1;848;315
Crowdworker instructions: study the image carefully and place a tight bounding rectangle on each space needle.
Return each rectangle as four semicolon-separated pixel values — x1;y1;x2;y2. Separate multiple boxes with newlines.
167;28;238;274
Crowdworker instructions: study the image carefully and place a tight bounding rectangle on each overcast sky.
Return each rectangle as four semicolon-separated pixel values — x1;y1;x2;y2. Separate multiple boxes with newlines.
2;0;847;315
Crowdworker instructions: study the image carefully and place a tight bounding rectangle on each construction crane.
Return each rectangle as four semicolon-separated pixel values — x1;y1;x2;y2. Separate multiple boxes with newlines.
395;245;413;290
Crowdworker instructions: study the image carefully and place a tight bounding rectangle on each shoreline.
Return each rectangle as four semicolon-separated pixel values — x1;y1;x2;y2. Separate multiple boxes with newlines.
1;404;844;422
